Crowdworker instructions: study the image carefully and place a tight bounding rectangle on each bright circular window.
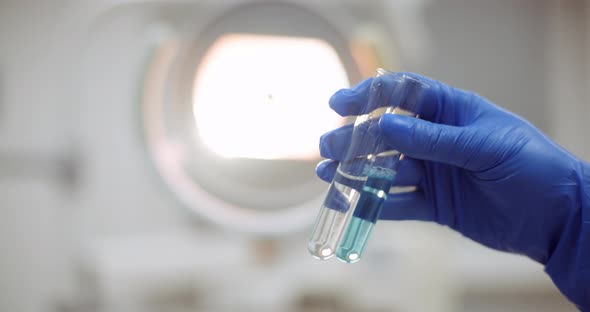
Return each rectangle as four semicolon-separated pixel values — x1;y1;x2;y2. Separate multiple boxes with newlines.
143;3;362;235
193;33;348;160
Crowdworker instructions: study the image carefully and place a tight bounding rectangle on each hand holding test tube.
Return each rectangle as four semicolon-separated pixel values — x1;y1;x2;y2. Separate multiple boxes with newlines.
308;69;431;263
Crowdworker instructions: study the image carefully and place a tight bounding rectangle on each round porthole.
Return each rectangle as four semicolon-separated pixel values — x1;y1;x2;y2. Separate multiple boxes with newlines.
143;2;361;235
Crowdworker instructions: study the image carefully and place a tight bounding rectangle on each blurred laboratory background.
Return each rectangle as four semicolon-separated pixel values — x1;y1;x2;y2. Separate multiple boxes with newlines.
0;0;588;311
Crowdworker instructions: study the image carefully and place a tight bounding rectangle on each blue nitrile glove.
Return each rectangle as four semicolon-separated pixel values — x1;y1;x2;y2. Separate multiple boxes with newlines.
316;72;590;309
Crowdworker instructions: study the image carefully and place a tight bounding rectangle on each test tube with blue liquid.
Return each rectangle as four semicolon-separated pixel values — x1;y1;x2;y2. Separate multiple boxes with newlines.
307;69;429;262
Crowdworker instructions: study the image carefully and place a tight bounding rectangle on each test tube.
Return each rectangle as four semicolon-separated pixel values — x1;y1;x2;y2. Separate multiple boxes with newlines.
336;71;429;263
307;69;430;262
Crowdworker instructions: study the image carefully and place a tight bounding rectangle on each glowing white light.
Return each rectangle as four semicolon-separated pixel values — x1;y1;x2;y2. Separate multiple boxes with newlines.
193;33;349;160
348;253;359;261
321;248;333;257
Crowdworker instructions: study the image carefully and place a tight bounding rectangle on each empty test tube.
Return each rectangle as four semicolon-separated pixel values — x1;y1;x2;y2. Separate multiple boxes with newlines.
308;68;430;262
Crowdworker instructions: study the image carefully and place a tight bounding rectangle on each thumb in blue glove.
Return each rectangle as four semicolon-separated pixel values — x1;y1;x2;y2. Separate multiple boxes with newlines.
317;72;590;308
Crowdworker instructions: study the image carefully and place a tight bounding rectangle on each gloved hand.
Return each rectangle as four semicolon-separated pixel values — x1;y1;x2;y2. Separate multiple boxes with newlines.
316;72;589;308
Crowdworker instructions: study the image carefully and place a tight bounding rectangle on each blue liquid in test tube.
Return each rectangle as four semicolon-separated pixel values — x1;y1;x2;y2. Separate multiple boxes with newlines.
336;167;396;263
308;69;430;262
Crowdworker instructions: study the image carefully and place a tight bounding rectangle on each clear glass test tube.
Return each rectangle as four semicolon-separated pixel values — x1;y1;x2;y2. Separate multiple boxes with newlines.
307;69;430;262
